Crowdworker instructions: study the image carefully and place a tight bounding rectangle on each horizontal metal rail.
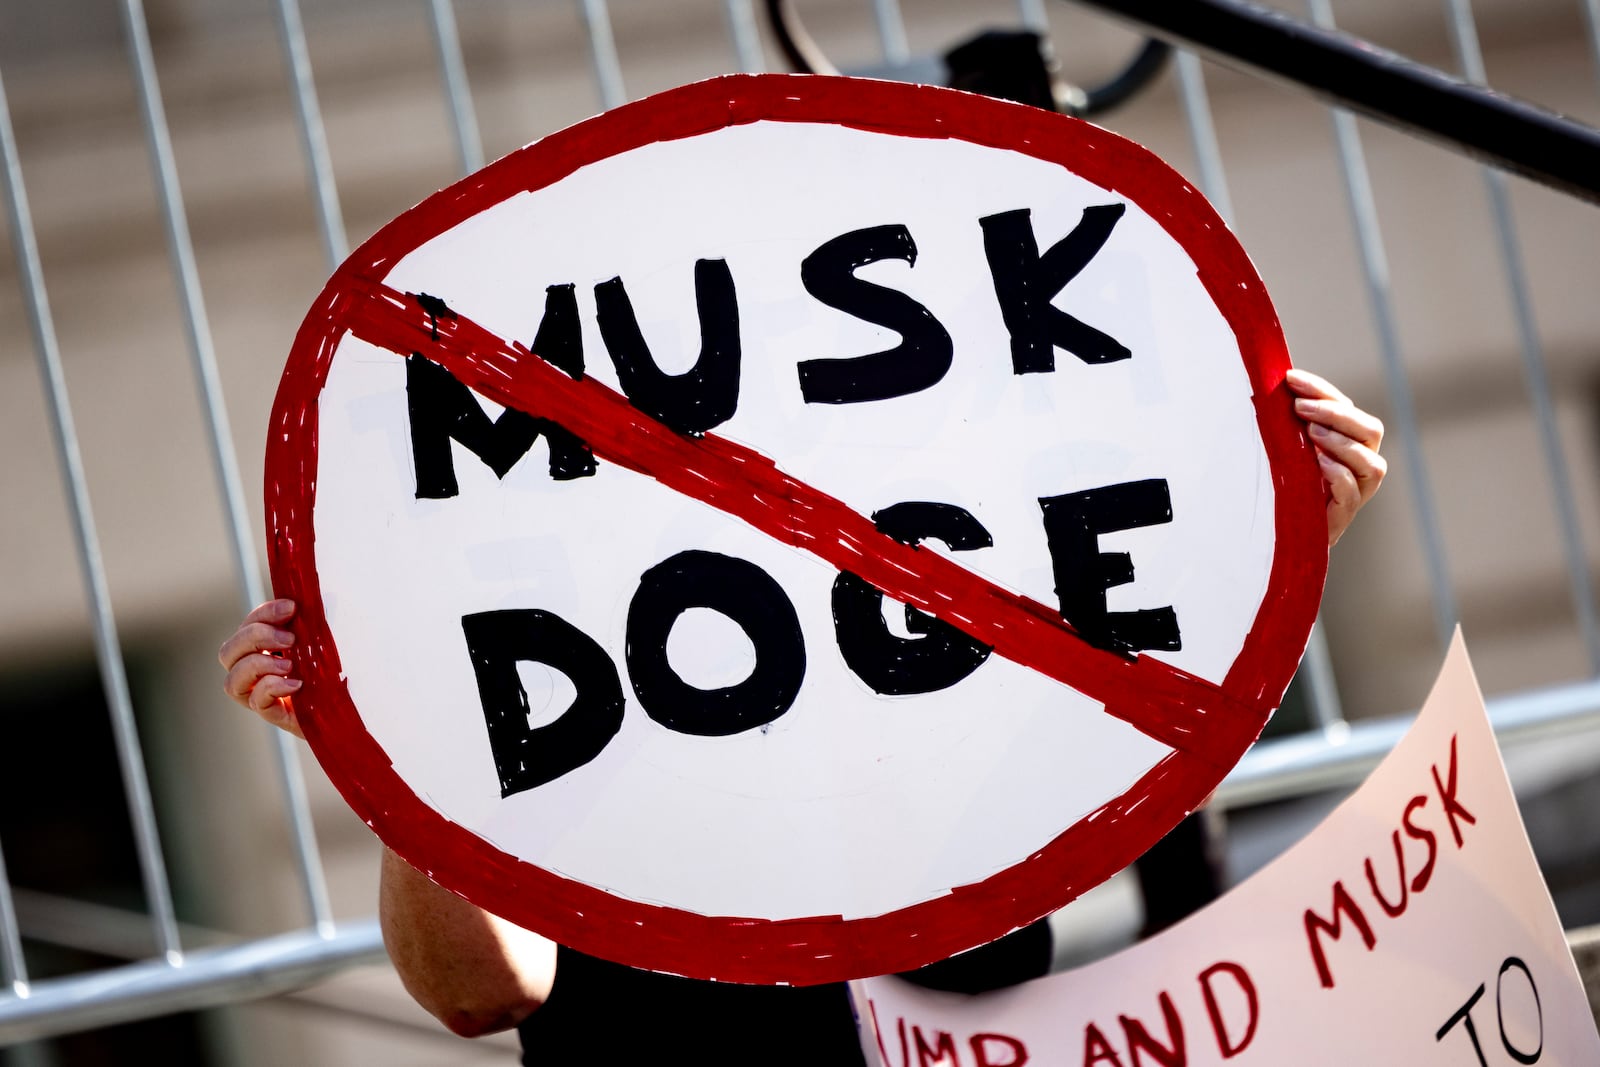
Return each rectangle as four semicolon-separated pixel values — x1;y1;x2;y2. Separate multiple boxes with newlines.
4;677;1598;1041
2;890;506;1047
1069;0;1600;204
1218;675;1600;807
0;922;385;1045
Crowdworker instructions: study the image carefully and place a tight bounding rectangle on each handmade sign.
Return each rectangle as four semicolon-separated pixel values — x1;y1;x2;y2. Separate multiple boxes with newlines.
266;74;1326;984
854;633;1600;1065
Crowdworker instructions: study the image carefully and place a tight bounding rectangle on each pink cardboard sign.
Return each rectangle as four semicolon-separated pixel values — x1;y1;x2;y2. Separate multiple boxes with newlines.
856;634;1600;1065
267;74;1326;984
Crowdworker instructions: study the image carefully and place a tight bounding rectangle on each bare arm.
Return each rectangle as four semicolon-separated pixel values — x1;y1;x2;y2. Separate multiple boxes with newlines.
221;600;555;1037
380;846;555;1037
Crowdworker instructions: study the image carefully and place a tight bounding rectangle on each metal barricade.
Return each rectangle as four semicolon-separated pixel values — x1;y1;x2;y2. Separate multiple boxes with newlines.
1;0;1597;1050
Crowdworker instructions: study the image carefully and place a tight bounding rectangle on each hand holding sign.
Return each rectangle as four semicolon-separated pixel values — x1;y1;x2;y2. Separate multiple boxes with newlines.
1286;368;1387;546
218;598;302;735
259;74;1331;984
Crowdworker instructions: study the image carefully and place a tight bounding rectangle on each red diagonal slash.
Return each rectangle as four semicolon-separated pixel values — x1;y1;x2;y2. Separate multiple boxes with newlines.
335;278;1249;767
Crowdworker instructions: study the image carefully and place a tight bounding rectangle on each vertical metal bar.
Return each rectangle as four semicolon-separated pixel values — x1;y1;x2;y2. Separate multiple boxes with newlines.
1582;0;1600;97
1306;0;1458;649
1173;52;1236;227
274;0;350;264
869;0;912;64
425;0;485;176
1171;49;1347;729
1330;101;1458;648
265;0;349;940
1;57;182;968
1016;0;1051;31
121;0;336;938
721;0;767;73
1302;621;1348;733
0;80;35;1002
1443;0;1600;673
578;0;627;110
0;843;26;994
121;4;255;610
268;743;336;937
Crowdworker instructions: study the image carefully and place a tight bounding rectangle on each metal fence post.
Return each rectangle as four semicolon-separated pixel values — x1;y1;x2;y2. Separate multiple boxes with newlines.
1443;0;1600;674
124;0;336;938
1306;0;1459;650
2;55;182;968
426;0;486;176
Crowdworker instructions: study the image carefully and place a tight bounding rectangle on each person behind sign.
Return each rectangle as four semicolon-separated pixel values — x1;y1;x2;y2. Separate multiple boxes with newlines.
219;368;1384;1062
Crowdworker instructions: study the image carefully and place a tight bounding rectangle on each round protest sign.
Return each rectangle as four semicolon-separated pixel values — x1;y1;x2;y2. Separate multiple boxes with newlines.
267;74;1326;985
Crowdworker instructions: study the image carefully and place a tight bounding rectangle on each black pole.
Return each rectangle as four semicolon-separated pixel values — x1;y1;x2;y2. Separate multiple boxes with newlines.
1071;0;1600;206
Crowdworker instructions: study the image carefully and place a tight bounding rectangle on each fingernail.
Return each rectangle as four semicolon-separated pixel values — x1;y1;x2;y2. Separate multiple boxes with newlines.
1309;423;1331;438
1317;451;1338;466
1294;398;1318;414
285;678;303;690
273;628;296;645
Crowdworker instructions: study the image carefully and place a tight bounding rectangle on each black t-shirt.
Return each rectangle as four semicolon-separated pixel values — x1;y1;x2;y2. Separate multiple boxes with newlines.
517;921;1053;1065
517;945;867;1065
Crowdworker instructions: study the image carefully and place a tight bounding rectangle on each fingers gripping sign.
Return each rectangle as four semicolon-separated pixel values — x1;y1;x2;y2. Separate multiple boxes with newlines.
1287;368;1387;546
219;599;303;736
266;75;1328;985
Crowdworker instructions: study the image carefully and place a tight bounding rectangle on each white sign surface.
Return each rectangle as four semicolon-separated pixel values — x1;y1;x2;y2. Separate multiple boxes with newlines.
855;633;1600;1064
268;75;1326;982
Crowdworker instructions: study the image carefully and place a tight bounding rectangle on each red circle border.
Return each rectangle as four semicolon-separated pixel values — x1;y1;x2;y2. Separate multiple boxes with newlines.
266;74;1327;985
